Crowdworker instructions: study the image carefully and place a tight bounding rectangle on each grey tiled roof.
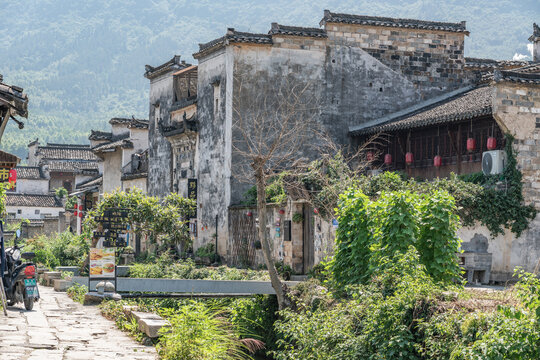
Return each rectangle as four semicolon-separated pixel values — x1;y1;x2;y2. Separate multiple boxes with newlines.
162;114;198;137
109;117;149;129
76;175;102;190
494;70;540;84
46;160;99;174
6;193;62;208
89;130;112;141
511;63;540;74
14;166;45;180
37;144;100;161
350;86;493;136
0;77;28;118
195;29;272;57
464;57;531;70
320;10;468;34
269;23;327;38
92;136;133;152
144;55;191;79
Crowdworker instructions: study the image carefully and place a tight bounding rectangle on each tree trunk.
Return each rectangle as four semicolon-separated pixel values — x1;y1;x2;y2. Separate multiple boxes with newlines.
254;165;292;310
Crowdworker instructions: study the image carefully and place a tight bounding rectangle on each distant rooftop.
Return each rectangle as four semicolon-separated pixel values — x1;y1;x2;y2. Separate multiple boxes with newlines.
5;193;62;208
36;143;99;162
14;166;46;180
109;117;149;129
144;55;191;80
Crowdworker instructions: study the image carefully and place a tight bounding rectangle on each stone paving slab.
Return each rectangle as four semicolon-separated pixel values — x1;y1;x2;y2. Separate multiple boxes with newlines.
0;286;157;359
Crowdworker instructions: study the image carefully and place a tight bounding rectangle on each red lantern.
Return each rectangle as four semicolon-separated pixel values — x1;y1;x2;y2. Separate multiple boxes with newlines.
366;151;374;162
74;211;78;216
246;211;252;217
487;137;497;150
79;212;83;218
279;209;285;215
434;155;442;167
79;204;83;211
314;208;319;215
73;203;78;210
405;152;414;165
8;169;16;183
384;153;392;165
466;138;476;152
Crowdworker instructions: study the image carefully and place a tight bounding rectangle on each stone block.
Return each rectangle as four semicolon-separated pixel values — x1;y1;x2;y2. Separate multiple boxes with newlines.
53;279;72;292
131;311;163;323
138;318;169;338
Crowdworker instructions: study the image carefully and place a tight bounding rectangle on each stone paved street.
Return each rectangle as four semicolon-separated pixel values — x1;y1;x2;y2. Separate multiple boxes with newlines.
0;286;157;359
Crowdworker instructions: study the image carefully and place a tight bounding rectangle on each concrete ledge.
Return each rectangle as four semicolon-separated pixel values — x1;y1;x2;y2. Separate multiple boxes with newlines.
43;272;62;287
53;279;73;292
72;276;298;295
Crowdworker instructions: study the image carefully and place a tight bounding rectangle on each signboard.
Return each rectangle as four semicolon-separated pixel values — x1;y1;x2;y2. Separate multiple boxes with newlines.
89;248;115;278
188;178;197;219
332;219;339;229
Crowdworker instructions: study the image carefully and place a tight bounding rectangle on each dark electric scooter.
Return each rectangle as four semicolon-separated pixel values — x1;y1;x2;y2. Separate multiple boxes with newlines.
0;223;39;311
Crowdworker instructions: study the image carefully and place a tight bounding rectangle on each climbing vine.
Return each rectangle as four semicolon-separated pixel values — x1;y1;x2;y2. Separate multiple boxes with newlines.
460;134;537;237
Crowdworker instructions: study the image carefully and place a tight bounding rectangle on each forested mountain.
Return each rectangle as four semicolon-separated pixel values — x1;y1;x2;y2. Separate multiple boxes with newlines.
1;0;538;159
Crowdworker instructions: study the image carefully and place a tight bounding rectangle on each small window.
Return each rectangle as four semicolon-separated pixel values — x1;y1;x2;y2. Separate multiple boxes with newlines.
35;209;40;215
213;82;221;117
17;209;22;214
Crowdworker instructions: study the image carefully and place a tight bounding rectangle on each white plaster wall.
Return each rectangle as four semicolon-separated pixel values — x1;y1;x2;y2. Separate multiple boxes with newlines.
15;179;49;195
129;128;149;153
458;215;540;282
122;178;147;194
102;151;122;194
7;205;63;220
111;124;130;137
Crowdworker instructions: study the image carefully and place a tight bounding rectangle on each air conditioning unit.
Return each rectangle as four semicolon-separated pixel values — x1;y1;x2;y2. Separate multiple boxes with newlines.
482;150;507;175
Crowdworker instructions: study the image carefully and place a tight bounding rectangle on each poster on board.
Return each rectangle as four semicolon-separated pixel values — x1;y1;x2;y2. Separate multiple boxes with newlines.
89;248;115;278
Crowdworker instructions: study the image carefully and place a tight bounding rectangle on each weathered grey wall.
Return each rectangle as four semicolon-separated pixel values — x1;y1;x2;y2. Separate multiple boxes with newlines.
195;48;231;253
147;73;175;197
323;45;420;145
230;40;326;205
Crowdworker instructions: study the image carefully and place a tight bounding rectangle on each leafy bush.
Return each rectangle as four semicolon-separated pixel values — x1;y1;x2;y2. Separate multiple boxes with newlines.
128;253;269;281
330;188;462;289
158;302;252;360
25;231;89;269
67;283;88;304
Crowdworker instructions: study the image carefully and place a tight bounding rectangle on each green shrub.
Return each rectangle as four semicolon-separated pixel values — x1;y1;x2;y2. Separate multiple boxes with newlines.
158;302;252;360
229;295;279;354
330;188;461;289
128;254;269;281
25;231;89;269
67;283;88;304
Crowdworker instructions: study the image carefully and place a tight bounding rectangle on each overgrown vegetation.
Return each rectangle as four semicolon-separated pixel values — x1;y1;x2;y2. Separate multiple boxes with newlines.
129;252;269;281
66;283;88;304
330;188;462;289
286;136;536;237
84;189;196;254
24;231;89;269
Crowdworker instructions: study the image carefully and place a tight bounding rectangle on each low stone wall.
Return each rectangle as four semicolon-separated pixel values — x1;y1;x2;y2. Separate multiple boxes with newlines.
458;215;540;282
72;276;299;294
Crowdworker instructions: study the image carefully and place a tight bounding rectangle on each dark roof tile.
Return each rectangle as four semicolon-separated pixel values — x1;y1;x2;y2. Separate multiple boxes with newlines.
195;29;272;57
46;160;99;174
37;144;100;161
89;130;112;141
6;194;62;208
494;70;540;84
269;23;327;38
350;86;493;136
14;166;45;180
109;117;149;129
320;10;468;34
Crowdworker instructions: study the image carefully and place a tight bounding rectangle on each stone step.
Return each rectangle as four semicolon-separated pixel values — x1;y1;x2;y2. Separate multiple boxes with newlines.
53;279;73;292
138;318;169;338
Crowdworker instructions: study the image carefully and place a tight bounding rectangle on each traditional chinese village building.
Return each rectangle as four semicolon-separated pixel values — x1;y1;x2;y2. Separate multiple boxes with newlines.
141;14;539;278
